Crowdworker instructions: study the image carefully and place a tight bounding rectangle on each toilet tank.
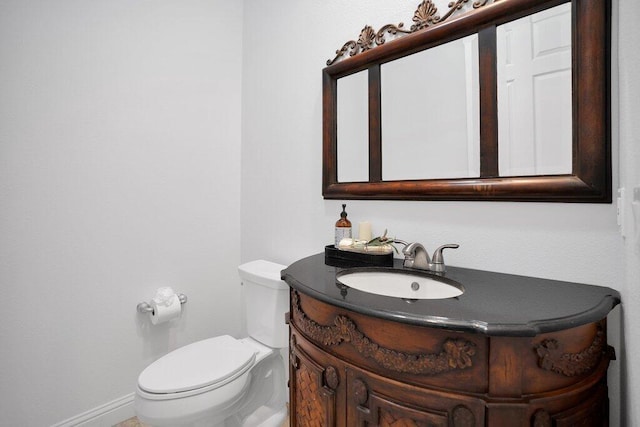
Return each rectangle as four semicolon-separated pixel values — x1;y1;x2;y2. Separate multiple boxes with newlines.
238;260;289;348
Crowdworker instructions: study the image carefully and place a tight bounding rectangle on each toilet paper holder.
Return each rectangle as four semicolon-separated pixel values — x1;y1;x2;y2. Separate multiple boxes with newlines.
137;294;188;315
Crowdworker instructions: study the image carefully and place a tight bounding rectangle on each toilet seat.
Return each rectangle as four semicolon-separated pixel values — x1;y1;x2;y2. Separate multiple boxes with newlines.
137;335;256;400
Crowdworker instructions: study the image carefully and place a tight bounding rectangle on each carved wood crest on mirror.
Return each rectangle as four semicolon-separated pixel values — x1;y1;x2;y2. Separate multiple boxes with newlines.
322;0;611;202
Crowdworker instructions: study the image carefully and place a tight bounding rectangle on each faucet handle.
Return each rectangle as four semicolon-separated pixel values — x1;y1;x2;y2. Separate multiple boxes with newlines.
431;244;459;273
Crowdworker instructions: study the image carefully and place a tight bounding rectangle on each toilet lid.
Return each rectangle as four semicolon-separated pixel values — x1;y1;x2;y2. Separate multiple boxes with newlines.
138;335;256;394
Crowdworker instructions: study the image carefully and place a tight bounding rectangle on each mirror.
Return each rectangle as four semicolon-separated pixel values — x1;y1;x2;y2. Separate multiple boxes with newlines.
323;0;610;202
337;71;369;182
381;34;480;180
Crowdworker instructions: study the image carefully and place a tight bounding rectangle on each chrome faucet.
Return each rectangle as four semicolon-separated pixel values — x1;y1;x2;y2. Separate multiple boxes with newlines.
402;242;430;270
402;242;459;273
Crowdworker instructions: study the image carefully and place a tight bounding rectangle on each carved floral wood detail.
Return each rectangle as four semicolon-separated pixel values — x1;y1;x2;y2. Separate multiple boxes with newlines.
326;23;412;66
291;291;476;375
534;324;606;377
326;0;501;65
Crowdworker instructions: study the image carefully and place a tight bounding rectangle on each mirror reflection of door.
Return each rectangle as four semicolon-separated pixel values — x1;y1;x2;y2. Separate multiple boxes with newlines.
497;3;572;177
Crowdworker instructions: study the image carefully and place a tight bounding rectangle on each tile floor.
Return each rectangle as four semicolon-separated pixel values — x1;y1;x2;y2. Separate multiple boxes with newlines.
113;418;147;427
114;410;290;427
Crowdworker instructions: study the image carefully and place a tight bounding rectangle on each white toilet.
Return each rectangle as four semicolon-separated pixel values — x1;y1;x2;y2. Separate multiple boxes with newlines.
135;260;290;427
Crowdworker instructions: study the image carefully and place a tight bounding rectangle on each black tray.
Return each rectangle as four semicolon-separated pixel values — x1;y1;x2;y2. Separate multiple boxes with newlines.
324;245;394;268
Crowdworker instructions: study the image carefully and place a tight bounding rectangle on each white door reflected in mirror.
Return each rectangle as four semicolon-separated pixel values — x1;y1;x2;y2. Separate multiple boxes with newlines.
497;3;572;177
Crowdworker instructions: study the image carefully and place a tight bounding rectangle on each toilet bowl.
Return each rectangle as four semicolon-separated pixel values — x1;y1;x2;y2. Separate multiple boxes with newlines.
135;260;289;427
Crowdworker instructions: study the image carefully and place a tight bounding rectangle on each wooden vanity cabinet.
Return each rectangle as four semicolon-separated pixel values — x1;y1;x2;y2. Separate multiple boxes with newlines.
288;290;614;426
290;326;486;427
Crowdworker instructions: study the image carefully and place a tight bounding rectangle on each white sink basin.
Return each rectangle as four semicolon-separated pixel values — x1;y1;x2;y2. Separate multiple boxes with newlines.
337;270;463;300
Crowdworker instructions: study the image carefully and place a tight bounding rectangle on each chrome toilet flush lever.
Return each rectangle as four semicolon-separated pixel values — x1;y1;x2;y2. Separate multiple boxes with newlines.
402;243;459;273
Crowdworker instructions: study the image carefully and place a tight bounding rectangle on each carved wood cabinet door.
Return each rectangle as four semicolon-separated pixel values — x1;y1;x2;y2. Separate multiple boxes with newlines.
346;367;485;427
289;328;346;427
526;380;609;427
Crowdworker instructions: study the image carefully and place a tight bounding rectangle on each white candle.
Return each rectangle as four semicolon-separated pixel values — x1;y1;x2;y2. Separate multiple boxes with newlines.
359;221;372;241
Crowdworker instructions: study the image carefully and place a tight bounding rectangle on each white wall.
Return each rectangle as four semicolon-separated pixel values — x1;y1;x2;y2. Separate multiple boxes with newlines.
241;0;637;426
0;1;243;425
617;0;640;423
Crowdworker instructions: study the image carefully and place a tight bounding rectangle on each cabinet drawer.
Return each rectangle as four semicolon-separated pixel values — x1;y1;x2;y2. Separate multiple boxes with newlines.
290;290;488;394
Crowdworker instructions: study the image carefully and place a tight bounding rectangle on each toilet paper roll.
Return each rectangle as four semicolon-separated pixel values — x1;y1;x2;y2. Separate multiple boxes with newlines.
150;293;181;325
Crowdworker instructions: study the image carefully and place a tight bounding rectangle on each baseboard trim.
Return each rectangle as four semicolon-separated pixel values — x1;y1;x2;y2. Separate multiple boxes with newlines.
51;393;135;427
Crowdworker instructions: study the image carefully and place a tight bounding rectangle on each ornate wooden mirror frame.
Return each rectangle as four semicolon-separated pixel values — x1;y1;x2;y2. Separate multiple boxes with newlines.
322;0;611;202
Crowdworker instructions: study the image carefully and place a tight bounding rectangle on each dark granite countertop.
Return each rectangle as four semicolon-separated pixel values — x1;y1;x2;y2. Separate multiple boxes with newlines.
281;253;621;337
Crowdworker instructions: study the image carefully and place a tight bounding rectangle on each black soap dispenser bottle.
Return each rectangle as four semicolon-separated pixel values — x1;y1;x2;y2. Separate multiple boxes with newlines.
334;204;352;247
